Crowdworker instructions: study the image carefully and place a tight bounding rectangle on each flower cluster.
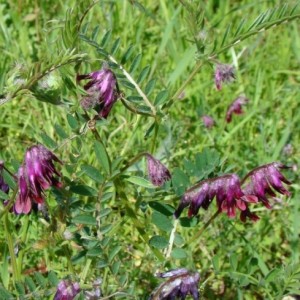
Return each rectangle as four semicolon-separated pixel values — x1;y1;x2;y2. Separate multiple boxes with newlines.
54;280;80;300
174;162;291;222
174;174;258;221
14;145;62;214
214;64;235;90
146;154;171;186
77;67;119;118
226;95;249;123
149;268;200;300
242;162;291;209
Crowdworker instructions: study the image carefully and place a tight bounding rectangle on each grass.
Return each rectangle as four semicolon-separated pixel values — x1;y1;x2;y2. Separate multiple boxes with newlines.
0;0;300;299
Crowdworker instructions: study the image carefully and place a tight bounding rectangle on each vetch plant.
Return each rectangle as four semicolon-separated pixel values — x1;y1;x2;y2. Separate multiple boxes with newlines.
15;145;62;214
0;1;299;299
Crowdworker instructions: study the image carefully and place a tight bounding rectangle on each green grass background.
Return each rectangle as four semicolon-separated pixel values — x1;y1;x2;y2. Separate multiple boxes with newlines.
0;0;299;299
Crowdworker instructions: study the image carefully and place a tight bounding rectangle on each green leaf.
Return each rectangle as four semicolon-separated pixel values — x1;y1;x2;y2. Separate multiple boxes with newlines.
87;247;103;257
171;248;187;259
121;44;134;64
179;217;197;227
100;30;111;48
69;185;97;196
67;114;79;130
108;245;122;262
73;215;97;226
97;259;108;268
54;123;68;139
34;272;46;288
91;25;100;41
25;276;36;292
94;141;110;175
40;132;57;149
230;253;238;271
48;270;59;286
0;287;13;299
0;190;9;200
265;268;281;283
129;53;142;73
149;235;168;249
151;211;173;232
154;90;169;106
212;255;219;272
101;224;113;234
16;281;25;295
71;250;87;264
137;65;150;84
111;261;121;275
111;37;121;55
145;78;156;96
172;168;190;196
100;208;112;218
81;164;104;183
148;201;174;216
125;176;154;188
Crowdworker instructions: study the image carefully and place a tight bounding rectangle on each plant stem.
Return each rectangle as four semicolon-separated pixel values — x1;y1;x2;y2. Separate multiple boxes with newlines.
0;189;18;220
4;214;20;283
150;122;159;154
186;210;220;245
165;218;179;258
108;55;157;116
119;152;148;174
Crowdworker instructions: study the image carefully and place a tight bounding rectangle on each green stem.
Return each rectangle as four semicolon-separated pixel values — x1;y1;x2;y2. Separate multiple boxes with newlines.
0;189;18;220
119;152;148;174
4;214;20;283
150;122;159;154
17;216;29;278
80;258;92;282
108;55;157;116
165;218;179;258
186;210;220;245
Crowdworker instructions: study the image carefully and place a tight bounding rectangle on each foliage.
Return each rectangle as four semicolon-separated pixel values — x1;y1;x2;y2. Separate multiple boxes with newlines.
0;0;300;299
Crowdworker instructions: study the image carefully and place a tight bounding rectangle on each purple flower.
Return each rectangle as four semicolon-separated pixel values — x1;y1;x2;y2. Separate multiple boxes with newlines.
242;162;291;209
146;154;171;186
214;64;235;90
149;268;200;300
174;174;258;222
54;280;80;300
201;115;215;129
77;67;119;118
0;161;9;196
226;96;249;123
14;145;62;214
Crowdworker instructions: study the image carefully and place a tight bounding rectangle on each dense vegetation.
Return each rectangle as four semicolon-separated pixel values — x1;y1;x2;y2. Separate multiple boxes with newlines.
0;1;299;299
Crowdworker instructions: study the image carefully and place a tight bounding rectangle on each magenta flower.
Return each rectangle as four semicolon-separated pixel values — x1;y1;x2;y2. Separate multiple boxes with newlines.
242;162;291;209
214;64;235;90
77;67;119;118
0;161;9;196
149;268;200;300
201;115;215;129
14;145;62;214
174;174;258;221
226;95;249;123
54;280;80;300
146;154;171;186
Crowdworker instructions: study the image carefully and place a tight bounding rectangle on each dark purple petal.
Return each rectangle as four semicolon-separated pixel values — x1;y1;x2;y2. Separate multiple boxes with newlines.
201;115;215;129
146;154;171;186
242;162;291;209
226;96;249;123
15;145;62;214
214;64;235;91
77;67;119;118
